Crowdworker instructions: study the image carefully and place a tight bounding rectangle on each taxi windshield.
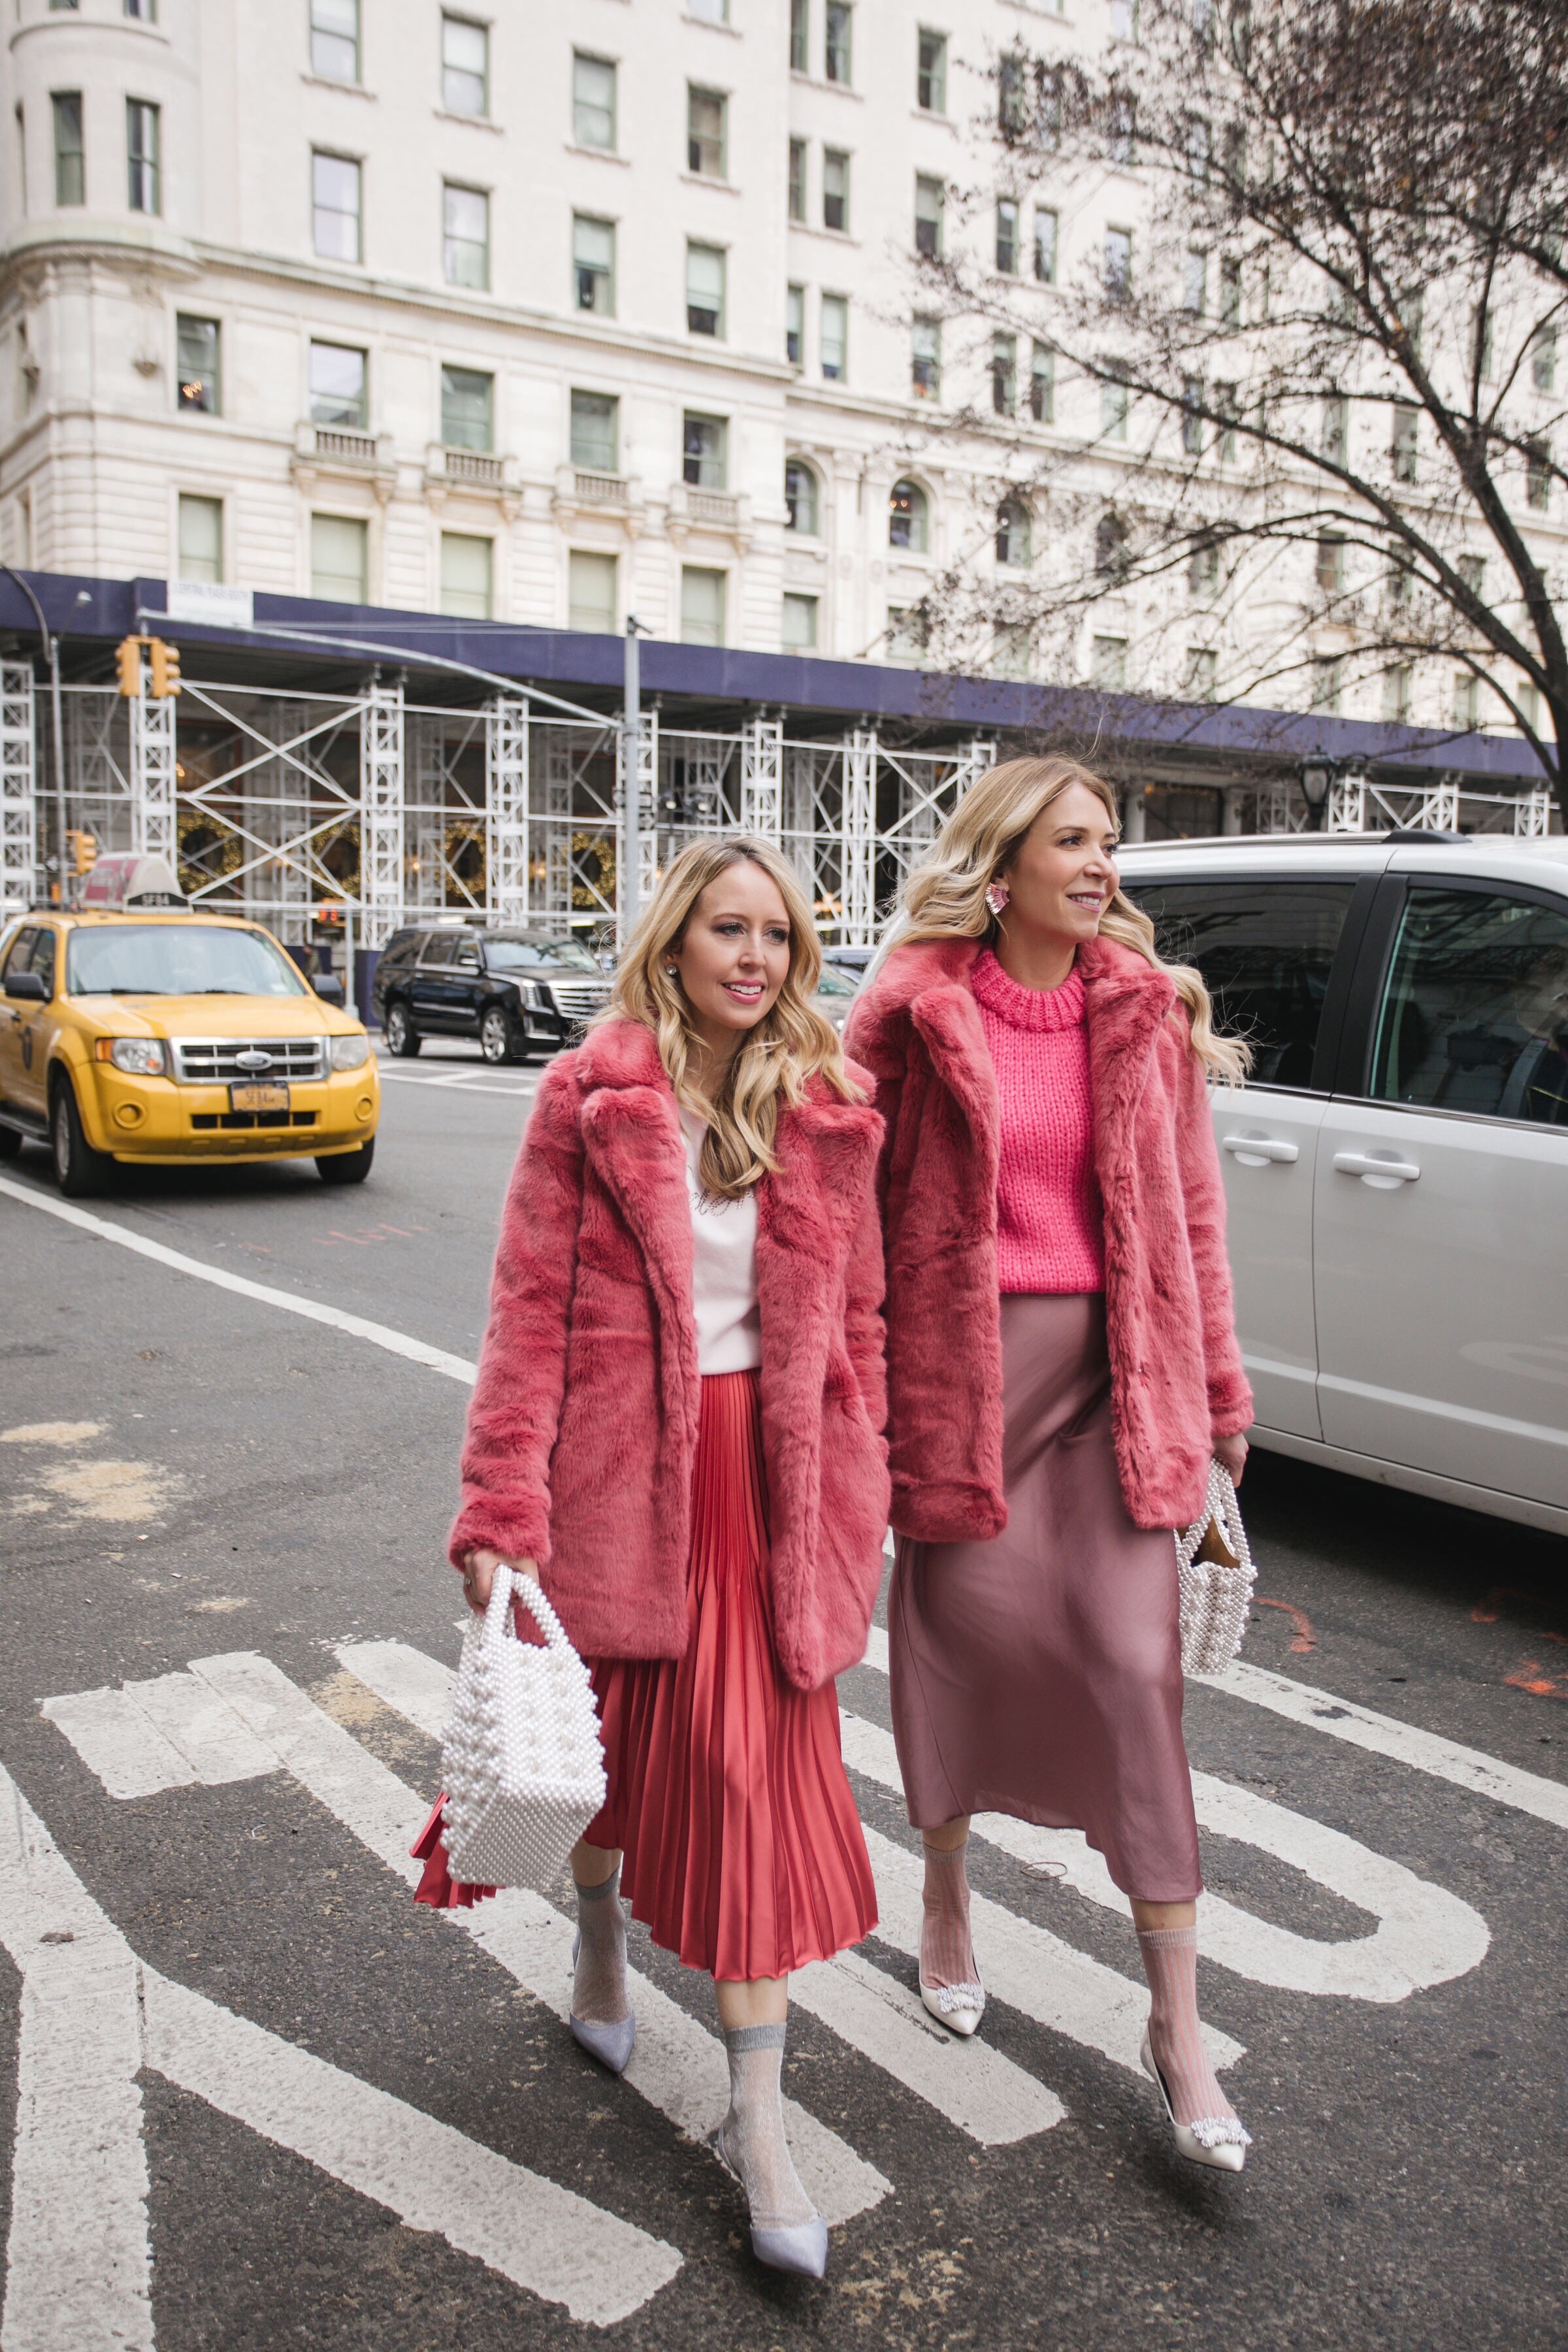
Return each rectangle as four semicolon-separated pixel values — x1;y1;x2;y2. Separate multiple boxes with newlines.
67;924;310;998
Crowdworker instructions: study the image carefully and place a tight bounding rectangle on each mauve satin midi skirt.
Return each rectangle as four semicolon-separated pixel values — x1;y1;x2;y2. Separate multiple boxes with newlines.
890;1292;1202;1903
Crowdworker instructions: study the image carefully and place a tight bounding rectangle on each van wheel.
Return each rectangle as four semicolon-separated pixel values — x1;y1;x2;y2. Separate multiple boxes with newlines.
0;1121;21;1160
50;1077;114;1199
384;1002;421;1058
317;1138;375;1185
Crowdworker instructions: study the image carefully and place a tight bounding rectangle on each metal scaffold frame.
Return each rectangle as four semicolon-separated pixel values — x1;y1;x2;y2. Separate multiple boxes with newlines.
0;662;36;915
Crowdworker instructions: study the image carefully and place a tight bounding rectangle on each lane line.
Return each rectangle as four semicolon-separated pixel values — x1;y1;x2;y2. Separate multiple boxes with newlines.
339;1641;1062;2150
0;1175;478;1386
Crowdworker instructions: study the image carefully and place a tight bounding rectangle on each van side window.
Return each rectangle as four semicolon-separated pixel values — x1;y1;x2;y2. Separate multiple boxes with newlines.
1120;881;1357;1089
1371;887;1568;1126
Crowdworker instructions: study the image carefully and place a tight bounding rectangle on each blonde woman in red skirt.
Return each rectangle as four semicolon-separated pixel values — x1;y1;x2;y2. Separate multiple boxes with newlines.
423;838;890;2279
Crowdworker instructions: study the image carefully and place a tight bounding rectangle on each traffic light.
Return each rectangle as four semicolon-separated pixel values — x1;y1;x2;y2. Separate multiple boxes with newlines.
66;828;98;876
116;636;142;697
147;637;181;698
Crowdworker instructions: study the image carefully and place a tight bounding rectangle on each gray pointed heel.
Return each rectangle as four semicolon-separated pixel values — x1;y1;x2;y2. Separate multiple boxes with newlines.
568;1929;635;2074
709;2125;829;2279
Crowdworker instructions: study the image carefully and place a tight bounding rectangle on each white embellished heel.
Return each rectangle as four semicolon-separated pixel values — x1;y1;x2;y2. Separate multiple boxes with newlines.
919;1968;985;2037
1140;2031;1251;2172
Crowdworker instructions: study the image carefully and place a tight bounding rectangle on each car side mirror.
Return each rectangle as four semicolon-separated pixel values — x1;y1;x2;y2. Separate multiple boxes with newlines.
4;970;47;1002
313;973;346;1007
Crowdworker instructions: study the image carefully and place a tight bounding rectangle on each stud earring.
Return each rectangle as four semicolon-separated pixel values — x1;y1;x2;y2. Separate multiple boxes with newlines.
985;881;1010;918
664;965;679;979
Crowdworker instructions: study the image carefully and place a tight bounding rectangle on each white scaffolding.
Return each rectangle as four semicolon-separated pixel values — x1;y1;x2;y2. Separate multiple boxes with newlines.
485;694;530;926
129;684;177;864
1;662;36;914
740;717;783;844
359;678;404;948
841;728;879;945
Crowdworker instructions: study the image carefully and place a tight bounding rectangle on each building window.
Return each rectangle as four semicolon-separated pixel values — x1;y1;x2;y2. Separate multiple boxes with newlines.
176;495;222;584
889;477;929;551
1382;664;1411;723
1096;514;1129;581
789;139;806;221
1458;552;1485;596
915;174;943;258
126;99;159;214
1111;0;1137;35
1310;655;1343;714
785;457;817;533
1105;226;1132;300
996;199;1019;275
570;389;617;472
1034;208;1057;284
1183;249;1206;314
569;551;617;634
1092;635;1128;689
1526;436;1552;508
572;53;615;149
689;0;728;22
917;28;947;112
683;412;727;489
823;148;849;233
911;318;940;401
1219;255;1242;327
886;605;929;666
1180;374;1204;455
1102;368;1128;440
311;514;368;603
1030;341;1054;423
1316;534;1346;594
992;333;1017;417
1183;647;1217;701
574;215;615;314
1518;679;1539;734
123;0;157;16
1391;402;1418;484
439;532;493;620
310;340;367;428
993;623;1031;680
52;93;84;207
310;0;359;83
1188;534;1219;596
996;497;1030;568
821;293;847;381
442;16;488;116
442;365;493;451
687;86;726;178
785;283;804;365
444;184;489;289
783;593;818;652
312;151;361;263
1322;395;1347;463
176;316;220;413
1531;325;1556;394
681;566;726;647
1215;382;1239;463
825;1;852;84
686;243;725;337
791;0;808;74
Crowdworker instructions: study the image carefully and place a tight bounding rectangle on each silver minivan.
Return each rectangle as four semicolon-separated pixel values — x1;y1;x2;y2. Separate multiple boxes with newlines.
1117;833;1568;1536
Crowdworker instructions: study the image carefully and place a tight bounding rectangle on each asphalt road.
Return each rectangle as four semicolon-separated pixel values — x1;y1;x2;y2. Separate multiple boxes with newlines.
2;1043;1566;2352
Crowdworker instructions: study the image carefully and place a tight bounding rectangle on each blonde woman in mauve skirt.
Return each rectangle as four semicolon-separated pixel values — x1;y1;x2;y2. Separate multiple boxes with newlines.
845;756;1256;2170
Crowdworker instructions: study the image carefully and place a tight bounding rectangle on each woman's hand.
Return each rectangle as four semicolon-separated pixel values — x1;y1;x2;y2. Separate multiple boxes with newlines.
461;1548;542;1614
1212;1431;1249;1488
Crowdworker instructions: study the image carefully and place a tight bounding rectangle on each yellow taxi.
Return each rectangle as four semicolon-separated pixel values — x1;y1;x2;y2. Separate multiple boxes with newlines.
0;854;379;1196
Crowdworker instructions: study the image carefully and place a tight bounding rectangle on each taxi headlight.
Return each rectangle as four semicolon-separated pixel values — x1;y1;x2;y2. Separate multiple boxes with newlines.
330;1032;371;1073
105;1038;168;1077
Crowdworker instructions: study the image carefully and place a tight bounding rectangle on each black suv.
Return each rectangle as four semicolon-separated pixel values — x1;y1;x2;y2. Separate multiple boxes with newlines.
372;927;612;1063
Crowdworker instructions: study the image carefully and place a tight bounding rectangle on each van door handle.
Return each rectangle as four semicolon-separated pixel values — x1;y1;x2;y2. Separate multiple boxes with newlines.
1333;1149;1421;1185
1221;1132;1299;1164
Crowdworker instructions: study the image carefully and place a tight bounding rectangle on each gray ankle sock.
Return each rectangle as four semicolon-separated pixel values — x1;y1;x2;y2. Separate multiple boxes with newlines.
717;2021;815;2230
572;1870;630;2027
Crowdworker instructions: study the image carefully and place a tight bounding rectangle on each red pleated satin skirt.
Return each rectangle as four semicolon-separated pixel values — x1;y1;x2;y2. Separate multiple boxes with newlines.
416;1369;877;1982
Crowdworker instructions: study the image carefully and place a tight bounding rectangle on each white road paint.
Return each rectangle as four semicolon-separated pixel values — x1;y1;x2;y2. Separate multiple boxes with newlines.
340;1641;1062;2151
0;1175;478;1386
374;1063;536;1099
41;1673;275;1801
0;1761;679;2340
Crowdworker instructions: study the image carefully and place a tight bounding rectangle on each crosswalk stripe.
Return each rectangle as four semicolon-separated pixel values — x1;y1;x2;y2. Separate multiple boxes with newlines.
39;1682;200;1802
338;1640;1064;2151
187;1652;889;2227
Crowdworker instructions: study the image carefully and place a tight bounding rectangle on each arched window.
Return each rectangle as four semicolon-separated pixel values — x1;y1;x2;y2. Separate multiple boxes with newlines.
1094;511;1129;582
889;478;929;553
784;458;819;536
996;497;1031;568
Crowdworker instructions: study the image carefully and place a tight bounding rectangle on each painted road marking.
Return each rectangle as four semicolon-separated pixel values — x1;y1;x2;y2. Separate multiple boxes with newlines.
0;1760;679;2339
375;1065;537;1098
338;1639;1063;2151
0;1175;478;1385
41;1671;276;1799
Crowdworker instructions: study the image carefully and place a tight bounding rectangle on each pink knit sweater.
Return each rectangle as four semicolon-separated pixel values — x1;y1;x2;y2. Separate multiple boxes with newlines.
970;947;1105;1295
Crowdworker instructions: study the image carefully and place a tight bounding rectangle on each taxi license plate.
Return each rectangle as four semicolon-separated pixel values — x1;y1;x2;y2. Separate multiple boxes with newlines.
229;1081;289;1113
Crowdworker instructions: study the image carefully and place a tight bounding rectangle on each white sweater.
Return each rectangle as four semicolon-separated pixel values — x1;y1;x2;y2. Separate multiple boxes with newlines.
680;1108;762;1374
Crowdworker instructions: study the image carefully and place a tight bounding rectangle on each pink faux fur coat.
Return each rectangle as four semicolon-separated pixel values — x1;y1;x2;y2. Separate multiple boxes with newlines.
844;934;1252;1538
448;1017;890;1691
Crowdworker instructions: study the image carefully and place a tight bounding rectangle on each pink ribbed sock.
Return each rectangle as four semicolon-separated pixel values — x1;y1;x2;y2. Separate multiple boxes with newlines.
1137;1925;1239;2131
920;1839;979;1996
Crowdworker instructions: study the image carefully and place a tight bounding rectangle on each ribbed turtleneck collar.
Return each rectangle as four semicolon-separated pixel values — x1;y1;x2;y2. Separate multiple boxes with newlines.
970;947;1086;1033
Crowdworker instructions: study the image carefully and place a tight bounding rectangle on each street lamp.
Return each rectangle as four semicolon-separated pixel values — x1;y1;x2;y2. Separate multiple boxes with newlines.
1299;757;1333;832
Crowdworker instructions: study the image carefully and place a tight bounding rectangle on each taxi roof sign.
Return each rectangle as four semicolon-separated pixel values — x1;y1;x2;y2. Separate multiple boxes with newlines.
78;854;189;911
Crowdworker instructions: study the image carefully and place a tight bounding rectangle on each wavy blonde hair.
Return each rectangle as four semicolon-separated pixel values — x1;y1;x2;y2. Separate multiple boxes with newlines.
896;755;1250;1084
603;836;860;1198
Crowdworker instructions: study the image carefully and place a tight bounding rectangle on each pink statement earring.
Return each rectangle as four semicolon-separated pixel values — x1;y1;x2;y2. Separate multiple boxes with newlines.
985;881;1009;919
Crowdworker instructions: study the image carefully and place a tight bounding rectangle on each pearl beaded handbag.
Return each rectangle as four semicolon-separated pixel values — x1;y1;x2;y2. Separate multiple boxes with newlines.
440;1565;608;1893
1175;1460;1256;1677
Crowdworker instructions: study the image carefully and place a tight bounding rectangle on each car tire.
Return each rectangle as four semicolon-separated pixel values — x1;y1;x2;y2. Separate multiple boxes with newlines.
50;1077;114;1199
384;1002;421;1058
317;1137;375;1186
479;1007;522;1065
0;1120;21;1160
